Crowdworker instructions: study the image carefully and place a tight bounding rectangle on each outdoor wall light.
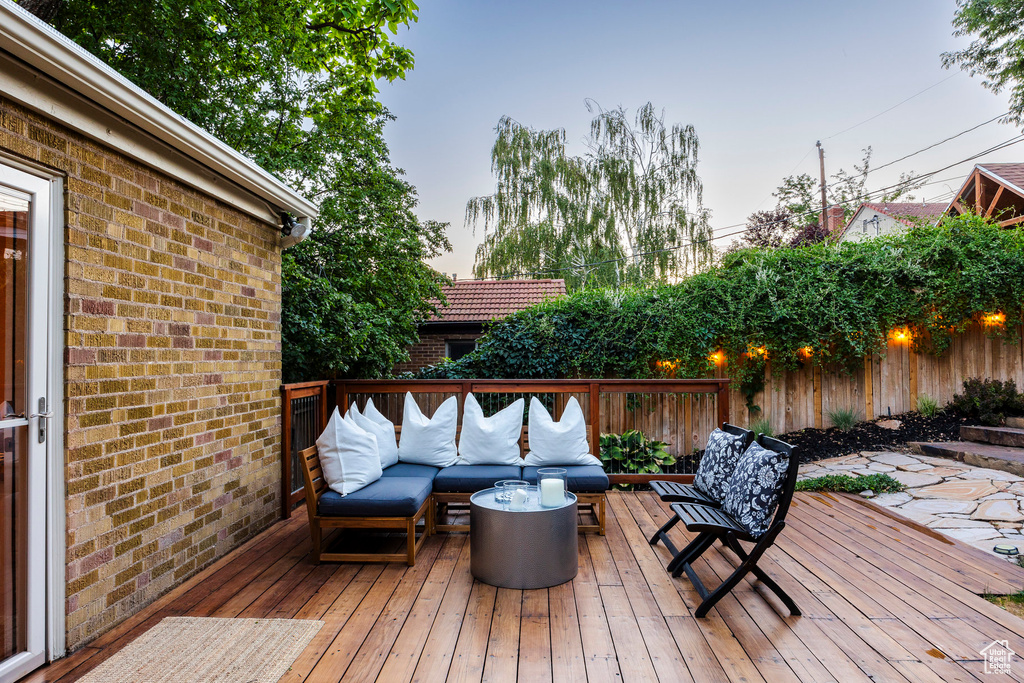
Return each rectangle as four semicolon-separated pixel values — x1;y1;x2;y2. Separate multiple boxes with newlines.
798;346;813;359
280;212;298;236
709;351;724;365
983;312;1007;326
889;327;911;342
994;544;1019;556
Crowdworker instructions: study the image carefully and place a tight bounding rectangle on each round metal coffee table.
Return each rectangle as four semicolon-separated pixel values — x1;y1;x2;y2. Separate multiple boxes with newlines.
470;486;578;589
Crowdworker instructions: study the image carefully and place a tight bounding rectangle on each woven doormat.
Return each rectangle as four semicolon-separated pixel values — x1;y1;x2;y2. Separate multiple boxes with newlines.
80;617;323;683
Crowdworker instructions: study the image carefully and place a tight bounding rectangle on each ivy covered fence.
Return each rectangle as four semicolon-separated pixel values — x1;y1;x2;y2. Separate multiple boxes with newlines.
418;214;1024;411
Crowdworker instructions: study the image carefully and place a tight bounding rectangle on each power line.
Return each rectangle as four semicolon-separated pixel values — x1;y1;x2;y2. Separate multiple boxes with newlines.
487;106;1015;280
865;112;1007;176
822;74;958;141
703;134;1024;246
753;145;816;212
747;112;1004;223
813;113;1010;196
488;134;1024;280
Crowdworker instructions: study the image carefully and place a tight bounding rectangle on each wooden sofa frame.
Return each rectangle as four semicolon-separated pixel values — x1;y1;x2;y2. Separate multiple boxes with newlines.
421;424;606;535
299;445;431;566
433;492;605;535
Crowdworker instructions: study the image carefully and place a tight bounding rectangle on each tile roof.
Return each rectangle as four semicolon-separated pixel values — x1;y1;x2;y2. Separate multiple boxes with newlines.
428;279;567;322
859;202;948;221
836;202;947;240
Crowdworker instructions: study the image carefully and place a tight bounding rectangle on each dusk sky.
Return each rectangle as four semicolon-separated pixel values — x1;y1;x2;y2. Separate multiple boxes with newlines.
378;1;1019;277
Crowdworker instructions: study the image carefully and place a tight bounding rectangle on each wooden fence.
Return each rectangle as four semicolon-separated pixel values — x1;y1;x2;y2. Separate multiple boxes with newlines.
728;322;1024;434
278;323;1023;517
279;379;729;518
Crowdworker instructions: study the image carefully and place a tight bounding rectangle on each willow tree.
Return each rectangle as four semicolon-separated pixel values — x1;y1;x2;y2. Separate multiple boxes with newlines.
467;101;711;290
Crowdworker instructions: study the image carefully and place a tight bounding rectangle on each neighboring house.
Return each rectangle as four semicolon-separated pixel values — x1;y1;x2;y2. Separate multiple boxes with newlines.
394;279;567;373
0;4;316;678
946;163;1024;227
836;202;946;242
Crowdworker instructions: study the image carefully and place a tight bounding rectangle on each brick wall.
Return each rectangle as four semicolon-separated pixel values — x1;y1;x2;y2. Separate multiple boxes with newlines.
0;96;283;649
393;332;481;374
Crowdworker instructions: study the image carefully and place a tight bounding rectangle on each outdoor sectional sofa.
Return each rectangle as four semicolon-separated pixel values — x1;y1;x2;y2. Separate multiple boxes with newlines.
299;427;609;566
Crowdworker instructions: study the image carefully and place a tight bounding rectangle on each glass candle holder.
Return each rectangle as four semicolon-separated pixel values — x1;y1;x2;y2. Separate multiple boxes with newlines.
537;467;567;507
499;480;529;504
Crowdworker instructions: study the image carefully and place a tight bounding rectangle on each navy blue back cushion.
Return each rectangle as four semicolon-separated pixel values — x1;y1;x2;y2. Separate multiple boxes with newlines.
521;465;608;493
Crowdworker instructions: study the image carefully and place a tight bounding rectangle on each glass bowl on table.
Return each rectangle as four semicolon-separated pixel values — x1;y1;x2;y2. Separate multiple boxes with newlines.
494;479;529;504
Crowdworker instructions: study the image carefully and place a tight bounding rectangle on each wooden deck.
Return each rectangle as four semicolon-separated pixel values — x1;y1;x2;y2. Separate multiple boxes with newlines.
26;491;1024;682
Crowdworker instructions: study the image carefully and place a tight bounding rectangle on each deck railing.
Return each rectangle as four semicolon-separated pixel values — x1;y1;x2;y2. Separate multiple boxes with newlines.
280;378;730;518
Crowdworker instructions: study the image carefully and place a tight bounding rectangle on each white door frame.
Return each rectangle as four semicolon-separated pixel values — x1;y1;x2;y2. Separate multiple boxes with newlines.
0;156;65;682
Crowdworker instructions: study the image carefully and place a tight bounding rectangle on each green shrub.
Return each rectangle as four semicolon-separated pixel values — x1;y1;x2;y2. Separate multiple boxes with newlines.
748;417;774;438
826;407;859;432
599;430;675;474
796;473;904;493
418;215;1024;411
917;394;940;417
948;378;1024;426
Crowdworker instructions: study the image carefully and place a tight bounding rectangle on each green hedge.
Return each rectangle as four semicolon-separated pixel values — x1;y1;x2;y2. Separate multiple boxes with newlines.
419;214;1024;410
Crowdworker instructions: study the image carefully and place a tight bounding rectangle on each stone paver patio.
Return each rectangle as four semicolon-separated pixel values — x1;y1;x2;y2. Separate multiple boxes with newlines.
800;451;1024;558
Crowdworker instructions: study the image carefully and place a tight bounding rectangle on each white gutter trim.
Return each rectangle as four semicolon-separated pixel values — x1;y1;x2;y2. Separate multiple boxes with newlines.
0;0;317;236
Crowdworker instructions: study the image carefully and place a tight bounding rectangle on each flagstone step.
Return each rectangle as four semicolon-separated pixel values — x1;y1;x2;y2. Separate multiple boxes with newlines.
908;441;1024;478
961;425;1024;448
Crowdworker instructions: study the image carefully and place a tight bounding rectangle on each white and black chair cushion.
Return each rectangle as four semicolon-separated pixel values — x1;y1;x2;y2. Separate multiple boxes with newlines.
721;442;789;538
692;428;748;502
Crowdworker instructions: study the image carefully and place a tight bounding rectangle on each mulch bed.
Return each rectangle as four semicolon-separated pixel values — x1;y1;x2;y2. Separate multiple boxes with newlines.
654;411;977;475
779;410;977;464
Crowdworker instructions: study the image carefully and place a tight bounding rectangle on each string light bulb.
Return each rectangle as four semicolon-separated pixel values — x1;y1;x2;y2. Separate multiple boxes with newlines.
748;345;767;359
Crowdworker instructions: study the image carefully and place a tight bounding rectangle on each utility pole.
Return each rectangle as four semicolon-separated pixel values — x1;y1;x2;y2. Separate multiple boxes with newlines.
816;141;828;232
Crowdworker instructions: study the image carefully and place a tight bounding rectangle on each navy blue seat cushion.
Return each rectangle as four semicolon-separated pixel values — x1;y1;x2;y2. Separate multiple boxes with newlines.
380;463;440;480
318;477;432;517
432;465;523;493
522;466;609;493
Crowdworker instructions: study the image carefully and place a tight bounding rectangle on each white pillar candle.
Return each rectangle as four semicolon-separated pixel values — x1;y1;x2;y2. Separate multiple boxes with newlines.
510;487;529;510
540;478;564;507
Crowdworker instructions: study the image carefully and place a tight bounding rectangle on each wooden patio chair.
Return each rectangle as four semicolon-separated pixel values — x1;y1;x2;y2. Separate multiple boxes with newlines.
661;435;801;618
647;423;754;553
298;445;432;566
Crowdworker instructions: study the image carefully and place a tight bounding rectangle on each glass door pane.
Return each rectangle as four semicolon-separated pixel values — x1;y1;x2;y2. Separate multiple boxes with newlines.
0;190;28;420
0;428;26;661
0;189;29;663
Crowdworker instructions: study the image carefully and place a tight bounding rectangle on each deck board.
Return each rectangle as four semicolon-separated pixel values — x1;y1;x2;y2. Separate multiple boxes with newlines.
23;492;1024;682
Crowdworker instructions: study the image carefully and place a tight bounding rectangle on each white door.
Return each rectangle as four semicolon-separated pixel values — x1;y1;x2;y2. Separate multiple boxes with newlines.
0;163;52;683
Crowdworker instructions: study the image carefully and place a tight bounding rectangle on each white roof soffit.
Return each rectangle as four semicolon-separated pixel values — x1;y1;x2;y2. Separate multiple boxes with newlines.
0;0;317;242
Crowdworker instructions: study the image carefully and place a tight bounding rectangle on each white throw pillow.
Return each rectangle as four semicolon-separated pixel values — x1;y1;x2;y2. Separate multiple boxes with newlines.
315;408;383;496
397;393;458;467
349;399;399;469
524;397;602;467
457;394;524;465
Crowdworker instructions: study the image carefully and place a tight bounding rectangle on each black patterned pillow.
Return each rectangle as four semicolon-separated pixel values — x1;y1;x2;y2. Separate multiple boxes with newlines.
722;442;789;538
692;429;747;502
